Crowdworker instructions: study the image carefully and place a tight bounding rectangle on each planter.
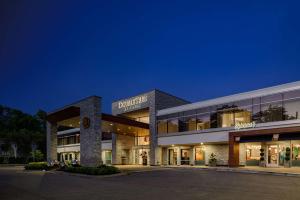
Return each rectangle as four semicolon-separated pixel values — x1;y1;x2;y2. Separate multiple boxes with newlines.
284;161;291;168
259;161;266;167
209;162;217;167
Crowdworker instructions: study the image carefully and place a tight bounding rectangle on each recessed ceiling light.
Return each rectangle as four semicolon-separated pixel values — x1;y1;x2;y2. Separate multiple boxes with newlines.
110;123;113;126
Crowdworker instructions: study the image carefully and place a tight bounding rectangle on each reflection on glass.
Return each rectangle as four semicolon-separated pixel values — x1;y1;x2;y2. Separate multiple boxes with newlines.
157;120;167;134
157;89;300;134
181;149;190;165
168;119;179;133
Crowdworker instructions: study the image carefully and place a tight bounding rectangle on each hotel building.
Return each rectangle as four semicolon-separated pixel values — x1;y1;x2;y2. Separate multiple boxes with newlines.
47;81;300;167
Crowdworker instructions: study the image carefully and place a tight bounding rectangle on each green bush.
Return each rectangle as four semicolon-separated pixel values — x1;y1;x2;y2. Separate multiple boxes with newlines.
25;162;48;170
63;165;120;175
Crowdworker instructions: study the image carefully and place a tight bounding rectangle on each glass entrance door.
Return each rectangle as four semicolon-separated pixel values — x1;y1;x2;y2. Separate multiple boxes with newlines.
267;145;279;167
168;149;177;165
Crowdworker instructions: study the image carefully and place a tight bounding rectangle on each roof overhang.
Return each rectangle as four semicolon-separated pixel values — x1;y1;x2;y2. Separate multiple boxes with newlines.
47;106;80;123
102;113;149;129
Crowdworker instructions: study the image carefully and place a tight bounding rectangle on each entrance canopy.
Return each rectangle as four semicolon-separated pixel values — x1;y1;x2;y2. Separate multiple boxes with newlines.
47;106;149;137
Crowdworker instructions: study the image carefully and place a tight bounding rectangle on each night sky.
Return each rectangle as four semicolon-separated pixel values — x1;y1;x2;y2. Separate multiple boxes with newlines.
1;1;300;114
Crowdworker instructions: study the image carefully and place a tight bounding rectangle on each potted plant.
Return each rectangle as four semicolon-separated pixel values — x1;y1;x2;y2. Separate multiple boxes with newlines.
208;153;217;167
259;148;266;167
284;147;291;168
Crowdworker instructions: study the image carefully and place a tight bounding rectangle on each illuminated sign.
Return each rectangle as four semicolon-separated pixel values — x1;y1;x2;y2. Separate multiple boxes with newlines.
118;95;148;112
234;122;256;130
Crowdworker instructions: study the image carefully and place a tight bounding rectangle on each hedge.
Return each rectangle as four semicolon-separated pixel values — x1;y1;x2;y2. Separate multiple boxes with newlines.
63;165;120;175
25;162;48;170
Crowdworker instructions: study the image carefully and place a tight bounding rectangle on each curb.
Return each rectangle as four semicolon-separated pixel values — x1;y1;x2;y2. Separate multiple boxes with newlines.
215;168;300;177
166;166;300;177
52;170;128;178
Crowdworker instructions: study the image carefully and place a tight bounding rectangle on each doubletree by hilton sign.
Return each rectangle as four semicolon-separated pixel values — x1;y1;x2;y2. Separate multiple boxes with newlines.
117;95;148;112
234;122;256;130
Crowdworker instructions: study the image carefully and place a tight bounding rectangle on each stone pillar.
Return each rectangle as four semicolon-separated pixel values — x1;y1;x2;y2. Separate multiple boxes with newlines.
149;92;158;165
46;121;57;163
111;132;117;165
79;96;102;167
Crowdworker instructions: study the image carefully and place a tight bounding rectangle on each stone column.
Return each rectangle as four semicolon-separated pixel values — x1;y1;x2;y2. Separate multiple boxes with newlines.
149;92;158;165
46;121;57;163
111;132;117;165
79;96;102;167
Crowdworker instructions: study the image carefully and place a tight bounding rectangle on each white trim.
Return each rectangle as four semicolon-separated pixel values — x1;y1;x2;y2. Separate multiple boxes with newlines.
57;128;80;136
157;81;300;116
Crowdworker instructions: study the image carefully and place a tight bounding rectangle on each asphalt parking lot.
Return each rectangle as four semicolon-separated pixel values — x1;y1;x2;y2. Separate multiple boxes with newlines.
1;166;300;200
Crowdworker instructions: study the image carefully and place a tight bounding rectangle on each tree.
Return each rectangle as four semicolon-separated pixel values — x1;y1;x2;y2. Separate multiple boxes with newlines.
0;105;47;161
31;150;44;162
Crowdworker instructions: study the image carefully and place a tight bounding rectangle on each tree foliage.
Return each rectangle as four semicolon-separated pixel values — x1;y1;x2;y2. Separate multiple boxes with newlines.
0;105;46;159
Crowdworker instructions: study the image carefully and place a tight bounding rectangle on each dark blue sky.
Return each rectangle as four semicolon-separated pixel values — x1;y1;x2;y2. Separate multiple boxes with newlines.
1;0;300;114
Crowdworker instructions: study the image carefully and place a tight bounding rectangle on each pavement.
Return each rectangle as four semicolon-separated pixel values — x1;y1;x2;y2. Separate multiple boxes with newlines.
1;166;300;200
116;164;300;176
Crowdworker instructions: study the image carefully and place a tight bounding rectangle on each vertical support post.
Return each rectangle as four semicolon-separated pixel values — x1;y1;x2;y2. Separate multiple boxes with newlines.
111;132;117;165
80;96;102;167
47;121;57;163
229;133;239;167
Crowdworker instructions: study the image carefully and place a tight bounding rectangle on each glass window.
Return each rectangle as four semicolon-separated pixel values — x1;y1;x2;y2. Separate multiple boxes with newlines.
178;117;188;132
284;98;300;120
197;107;210;115
246;144;261;160
252;104;262;123
195;147;205;161
196;113;210;130
284;90;300;100
186;116;197;131
261;93;283;104
210;111;218;128
157;120;168;134
234;108;252;124
135;136;149;145
220;111;234;127
168;119;179;133
234;99;252;107
181;149;191;165
260;102;283;122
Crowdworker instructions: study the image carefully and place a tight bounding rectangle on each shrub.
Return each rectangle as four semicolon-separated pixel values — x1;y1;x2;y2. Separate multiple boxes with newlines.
25;162;48;170
260;149;265;161
63;165;120;175
30;150;44;162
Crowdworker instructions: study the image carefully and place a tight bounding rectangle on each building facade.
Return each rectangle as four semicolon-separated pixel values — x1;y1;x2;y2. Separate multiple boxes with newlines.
47;81;300;167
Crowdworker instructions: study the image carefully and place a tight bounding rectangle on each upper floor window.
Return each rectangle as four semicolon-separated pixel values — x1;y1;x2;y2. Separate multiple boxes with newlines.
157;89;300;134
